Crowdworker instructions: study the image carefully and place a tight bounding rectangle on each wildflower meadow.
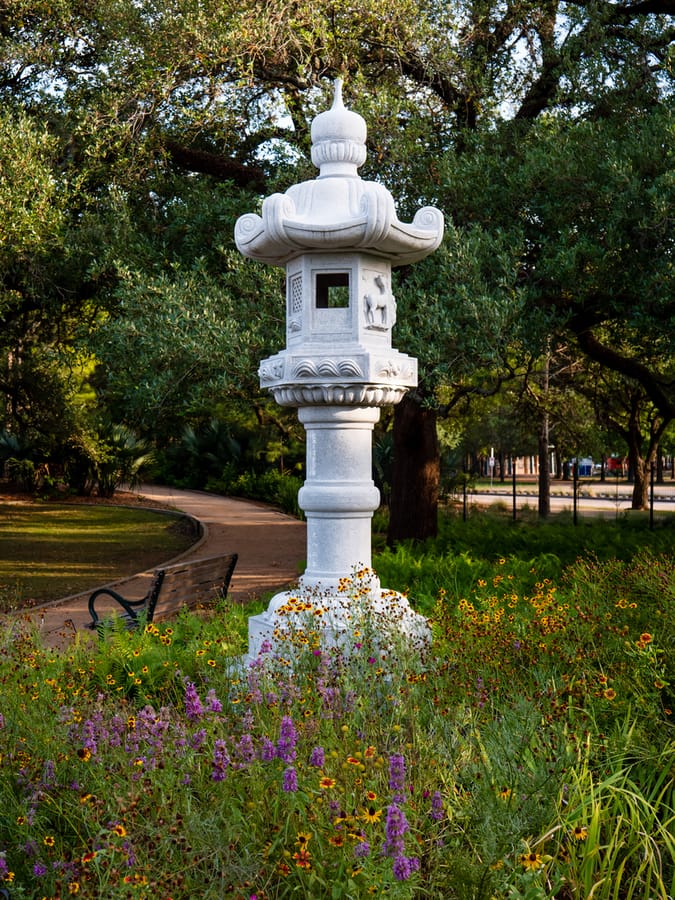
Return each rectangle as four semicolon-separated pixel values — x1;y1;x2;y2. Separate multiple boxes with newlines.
0;513;673;898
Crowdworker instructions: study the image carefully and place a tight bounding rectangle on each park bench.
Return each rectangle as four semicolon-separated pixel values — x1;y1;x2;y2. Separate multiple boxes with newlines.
87;553;238;631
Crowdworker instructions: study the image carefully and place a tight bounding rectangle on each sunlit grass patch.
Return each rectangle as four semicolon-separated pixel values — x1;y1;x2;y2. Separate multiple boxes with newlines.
0;503;195;607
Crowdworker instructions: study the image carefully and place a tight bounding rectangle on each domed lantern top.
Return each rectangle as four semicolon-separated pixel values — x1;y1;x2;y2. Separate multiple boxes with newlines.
310;79;367;177
234;79;443;266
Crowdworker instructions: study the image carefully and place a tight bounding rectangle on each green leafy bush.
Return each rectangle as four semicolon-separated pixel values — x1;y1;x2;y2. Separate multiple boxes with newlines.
208;466;304;518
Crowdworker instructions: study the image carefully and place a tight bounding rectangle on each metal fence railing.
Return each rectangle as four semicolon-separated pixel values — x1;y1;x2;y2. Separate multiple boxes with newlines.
453;466;675;529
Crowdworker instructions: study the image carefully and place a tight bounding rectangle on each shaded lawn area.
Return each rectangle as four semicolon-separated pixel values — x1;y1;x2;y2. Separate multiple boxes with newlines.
0;503;197;608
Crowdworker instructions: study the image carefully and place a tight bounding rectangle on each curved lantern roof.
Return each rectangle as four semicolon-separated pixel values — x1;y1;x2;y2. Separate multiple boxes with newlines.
235;80;444;267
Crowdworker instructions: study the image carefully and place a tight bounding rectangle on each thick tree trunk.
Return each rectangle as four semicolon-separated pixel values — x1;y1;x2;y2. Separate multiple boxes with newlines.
538;412;551;518
624;399;661;510
626;427;653;510
628;448;650;509
387;395;440;545
538;354;551;517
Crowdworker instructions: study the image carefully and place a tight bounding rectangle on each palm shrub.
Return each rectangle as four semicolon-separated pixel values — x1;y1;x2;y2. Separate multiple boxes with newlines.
94;423;155;498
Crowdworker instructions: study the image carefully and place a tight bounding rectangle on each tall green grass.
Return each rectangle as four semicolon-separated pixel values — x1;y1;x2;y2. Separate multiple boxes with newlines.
374;508;675;612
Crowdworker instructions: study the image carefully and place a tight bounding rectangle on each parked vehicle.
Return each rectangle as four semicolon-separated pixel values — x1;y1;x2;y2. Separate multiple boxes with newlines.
605;456;627;476
568;457;594;477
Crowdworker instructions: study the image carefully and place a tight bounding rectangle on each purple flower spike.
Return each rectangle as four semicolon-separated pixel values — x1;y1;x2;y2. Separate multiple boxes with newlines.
430;790;444;821
212;739;230;781
205;688;222;712
354;840;370;859
383;803;410;858
388;753;406;803
282;766;298;792
276;715;298;762
392;854;420;881
184;682;204;721
309;746;325;768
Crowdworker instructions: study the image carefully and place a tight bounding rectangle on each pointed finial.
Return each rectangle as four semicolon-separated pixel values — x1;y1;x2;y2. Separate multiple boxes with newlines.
332;78;344;109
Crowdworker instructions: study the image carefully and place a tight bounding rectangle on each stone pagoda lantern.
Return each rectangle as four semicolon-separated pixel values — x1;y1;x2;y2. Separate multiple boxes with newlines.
235;80;443;660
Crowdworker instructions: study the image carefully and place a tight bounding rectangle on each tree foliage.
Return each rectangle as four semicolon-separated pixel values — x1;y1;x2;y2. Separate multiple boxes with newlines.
0;0;673;516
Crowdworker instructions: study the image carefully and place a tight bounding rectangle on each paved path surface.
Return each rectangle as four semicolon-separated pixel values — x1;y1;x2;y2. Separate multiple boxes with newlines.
19;486;307;649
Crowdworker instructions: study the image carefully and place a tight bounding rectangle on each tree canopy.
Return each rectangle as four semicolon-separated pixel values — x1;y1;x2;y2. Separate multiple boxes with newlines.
0;0;673;521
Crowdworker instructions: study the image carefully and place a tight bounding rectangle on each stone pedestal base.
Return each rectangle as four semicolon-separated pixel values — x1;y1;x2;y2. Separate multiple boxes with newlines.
246;572;431;664
242;406;433;667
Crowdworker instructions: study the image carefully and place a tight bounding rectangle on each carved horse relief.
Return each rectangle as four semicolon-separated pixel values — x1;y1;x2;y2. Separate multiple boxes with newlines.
364;273;396;330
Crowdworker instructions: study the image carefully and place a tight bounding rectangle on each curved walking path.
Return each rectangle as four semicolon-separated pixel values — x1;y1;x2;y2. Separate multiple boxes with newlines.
19;486;307;649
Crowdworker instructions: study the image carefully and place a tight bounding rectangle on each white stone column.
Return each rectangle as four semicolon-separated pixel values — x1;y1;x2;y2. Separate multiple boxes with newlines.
298;406;380;591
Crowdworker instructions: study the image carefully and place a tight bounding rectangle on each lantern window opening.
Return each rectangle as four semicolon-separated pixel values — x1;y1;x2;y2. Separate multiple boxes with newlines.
315;272;350;309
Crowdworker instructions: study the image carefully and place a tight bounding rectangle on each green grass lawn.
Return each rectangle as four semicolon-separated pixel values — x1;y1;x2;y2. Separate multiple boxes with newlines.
0;503;197;609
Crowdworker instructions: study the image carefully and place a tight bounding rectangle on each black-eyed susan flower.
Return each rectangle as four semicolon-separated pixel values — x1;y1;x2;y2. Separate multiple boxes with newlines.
571;825;588;841
361;806;382;824
111;824;127;837
519;851;543;871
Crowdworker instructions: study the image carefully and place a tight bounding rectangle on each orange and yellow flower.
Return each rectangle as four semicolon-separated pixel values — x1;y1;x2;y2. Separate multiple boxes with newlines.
293;849;311;869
